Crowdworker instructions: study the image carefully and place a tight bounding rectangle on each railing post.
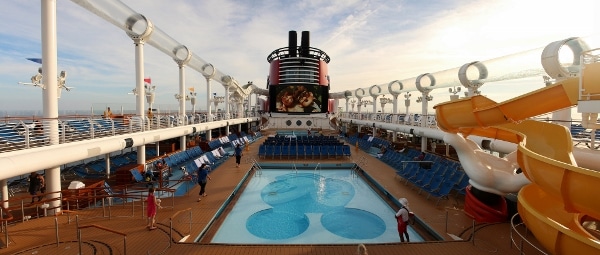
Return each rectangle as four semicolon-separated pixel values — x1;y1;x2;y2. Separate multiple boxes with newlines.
77;216;82;255
102;193;106;217
445;210;448;233
141;193;145;219
20;200;25;223
55;217;59;247
471;219;475;244
108;198;112;220
169;218;173;248
3;220;8;248
131;195;135;217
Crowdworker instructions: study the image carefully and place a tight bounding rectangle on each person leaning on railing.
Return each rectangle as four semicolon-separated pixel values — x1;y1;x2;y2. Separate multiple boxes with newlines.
103;107;113;119
147;108;153;119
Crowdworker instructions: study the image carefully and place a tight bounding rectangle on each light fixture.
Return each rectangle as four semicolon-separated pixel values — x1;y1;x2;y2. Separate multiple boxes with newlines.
449;87;461;100
174;94;188;101
449;86;461;94
18;67;71;98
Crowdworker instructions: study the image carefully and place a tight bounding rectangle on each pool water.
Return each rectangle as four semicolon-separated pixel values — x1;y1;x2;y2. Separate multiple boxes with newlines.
211;169;424;244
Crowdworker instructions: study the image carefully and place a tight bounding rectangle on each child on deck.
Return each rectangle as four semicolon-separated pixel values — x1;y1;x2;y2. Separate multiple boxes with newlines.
146;187;162;230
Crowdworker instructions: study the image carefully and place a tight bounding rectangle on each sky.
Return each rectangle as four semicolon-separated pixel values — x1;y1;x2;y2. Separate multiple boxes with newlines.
0;0;598;116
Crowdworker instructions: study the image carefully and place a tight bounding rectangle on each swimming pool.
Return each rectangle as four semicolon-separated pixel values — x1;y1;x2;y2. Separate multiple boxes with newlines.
211;166;424;244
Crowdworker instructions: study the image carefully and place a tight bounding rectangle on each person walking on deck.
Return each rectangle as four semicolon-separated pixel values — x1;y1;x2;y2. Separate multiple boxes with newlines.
197;164;211;201
28;172;44;203
234;144;243;168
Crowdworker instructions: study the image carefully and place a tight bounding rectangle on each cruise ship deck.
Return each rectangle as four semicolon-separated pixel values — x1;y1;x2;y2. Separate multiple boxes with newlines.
2;2;600;255
0;129;539;255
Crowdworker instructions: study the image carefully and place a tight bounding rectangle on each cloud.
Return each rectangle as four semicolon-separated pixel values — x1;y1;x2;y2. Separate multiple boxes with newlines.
0;0;598;113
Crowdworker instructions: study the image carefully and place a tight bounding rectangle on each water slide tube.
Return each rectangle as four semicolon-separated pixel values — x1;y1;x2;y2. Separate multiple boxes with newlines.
434;77;600;254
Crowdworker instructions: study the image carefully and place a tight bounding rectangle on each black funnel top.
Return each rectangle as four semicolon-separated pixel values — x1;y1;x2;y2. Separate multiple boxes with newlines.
300;31;310;57
288;31;297;57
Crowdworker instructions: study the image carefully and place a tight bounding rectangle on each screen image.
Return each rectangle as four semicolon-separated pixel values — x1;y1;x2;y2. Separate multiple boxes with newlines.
269;85;328;113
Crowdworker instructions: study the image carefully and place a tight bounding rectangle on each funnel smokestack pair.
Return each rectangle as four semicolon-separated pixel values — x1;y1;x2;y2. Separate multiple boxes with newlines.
288;30;310;57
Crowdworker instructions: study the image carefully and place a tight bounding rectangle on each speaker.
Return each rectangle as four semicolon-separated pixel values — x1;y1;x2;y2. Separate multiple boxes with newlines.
481;140;492;150
124;138;134;148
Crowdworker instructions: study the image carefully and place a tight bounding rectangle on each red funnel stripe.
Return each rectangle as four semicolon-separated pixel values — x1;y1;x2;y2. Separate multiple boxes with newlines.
464;185;508;223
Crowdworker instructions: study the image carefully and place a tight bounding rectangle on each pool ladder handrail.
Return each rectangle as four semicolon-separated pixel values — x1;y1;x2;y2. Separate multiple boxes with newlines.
313;163;321;176
252;158;263;176
293;161;298;175
351;156;367;177
351;165;359;178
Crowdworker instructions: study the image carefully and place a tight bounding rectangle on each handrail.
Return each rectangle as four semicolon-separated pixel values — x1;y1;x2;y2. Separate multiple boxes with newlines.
169;207;193;246
169;207;192;221
78;224;127;235
0;204;14;248
293;161;298;174
252;158;263;176
401;160;434;171
78;223;127;255
509;213;549;255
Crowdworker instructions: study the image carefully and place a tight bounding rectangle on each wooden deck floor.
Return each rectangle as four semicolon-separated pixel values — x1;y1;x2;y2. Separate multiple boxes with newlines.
1;131;544;255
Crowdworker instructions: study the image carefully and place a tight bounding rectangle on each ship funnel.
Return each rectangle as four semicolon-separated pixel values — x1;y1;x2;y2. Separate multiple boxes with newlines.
300;31;310;57
288;31;297;57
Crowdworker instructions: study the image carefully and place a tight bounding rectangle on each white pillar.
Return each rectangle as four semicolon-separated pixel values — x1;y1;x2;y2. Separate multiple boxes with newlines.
42;0;61;214
372;96;378;113
178;65;186;150
552;109;571;129
206;77;212;118
225;85;230;135
134;39;146;166
206;77;212;141
247;94;252;117
254;93;259;114
105;153;111;179
345;98;350;112
1;179;7;209
420;92;430;152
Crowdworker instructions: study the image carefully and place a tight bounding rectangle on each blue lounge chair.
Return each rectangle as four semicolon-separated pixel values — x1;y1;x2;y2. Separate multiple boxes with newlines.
297;144;305;159
305;145;314;159
265;145;274;159
342;145;351;157
258;144;266;159
289;145;298;159
327;145;336;159
273;145;283;159
427;178;456;206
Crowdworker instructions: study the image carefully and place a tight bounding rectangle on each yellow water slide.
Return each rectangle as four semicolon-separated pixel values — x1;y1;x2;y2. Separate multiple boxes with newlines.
434;78;600;254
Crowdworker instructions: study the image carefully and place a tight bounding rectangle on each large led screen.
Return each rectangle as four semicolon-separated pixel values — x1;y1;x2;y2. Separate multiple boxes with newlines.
269;85;328;113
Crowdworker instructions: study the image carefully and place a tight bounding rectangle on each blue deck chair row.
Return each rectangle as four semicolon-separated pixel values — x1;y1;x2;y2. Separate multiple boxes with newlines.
258;144;351;159
383;148;469;206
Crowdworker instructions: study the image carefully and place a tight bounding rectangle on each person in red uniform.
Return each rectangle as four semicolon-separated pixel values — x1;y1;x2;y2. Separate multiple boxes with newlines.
395;198;411;242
